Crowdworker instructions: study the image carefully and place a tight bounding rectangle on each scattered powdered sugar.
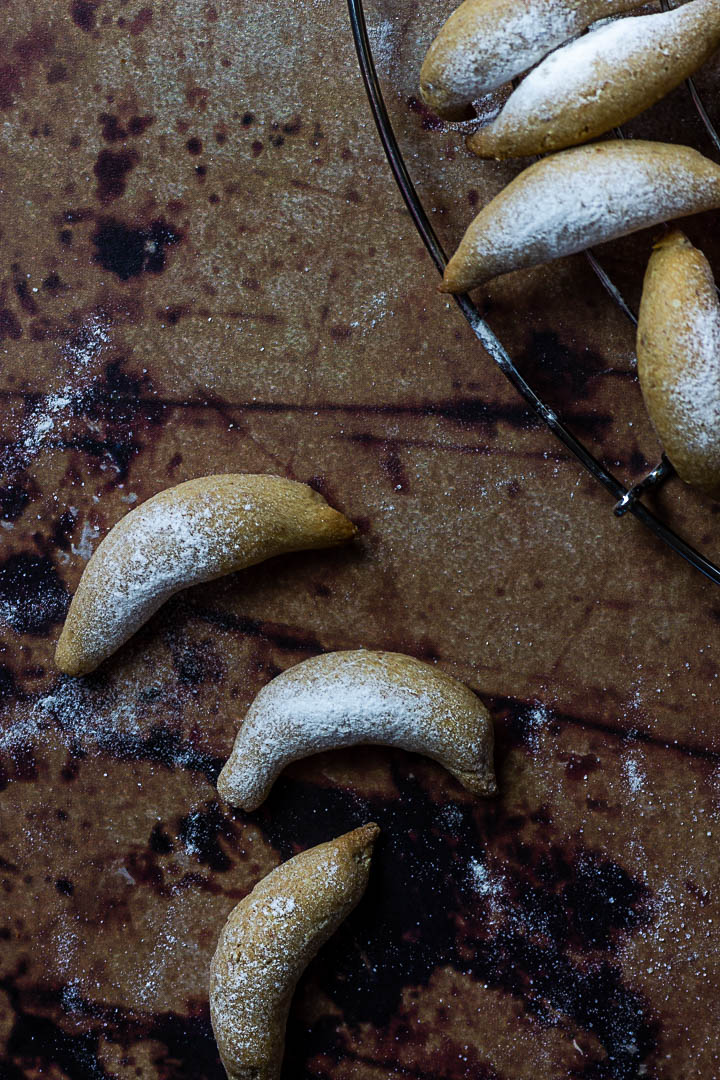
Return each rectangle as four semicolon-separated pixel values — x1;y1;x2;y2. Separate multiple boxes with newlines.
468;856;504;900
367;18;396;74
21;387;80;460
70;519;101;561
623;752;646;795
348;289;395;335
525;701;551;752
265;895;296;918
12;314;110;469
63;314;110;369
0;671;211;777
133;900;189;1008
0;680;138;756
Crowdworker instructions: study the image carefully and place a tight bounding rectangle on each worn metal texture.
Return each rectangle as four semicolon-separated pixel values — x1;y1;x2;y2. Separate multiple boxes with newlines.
1;2;719;1078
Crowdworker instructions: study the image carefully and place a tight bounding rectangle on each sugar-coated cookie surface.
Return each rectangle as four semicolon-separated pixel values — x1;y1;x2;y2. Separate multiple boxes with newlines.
209;824;379;1080
55;474;356;676
441;141;720;293
217;649;496;810
420;0;639;121
467;0;720;158
637;231;720;499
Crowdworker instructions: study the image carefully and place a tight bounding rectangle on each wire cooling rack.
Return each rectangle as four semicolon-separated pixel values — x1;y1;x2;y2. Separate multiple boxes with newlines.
347;0;720;587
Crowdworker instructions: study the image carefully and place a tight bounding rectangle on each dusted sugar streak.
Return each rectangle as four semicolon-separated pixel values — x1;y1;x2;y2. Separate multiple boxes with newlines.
217;649;496;810
666;302;720;457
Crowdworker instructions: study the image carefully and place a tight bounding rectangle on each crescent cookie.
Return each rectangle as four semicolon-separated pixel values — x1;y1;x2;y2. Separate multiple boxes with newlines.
637;231;720;498
210;823;379;1080
217;649;496;810
440;141;720;293
467;0;720;159
420;0;639;121
55;475;356;676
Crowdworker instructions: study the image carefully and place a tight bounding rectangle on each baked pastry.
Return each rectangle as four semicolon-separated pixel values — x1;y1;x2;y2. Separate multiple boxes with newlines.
420;0;639;121
210;823;379;1080
217;649;496;809
440;141;720;293
55;475;356;676
467;0;720;159
637;231;720;498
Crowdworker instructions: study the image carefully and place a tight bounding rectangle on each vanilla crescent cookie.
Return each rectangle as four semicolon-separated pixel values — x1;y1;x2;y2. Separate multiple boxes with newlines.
217;649;496;810
637;231;720;498
420;0;639;121
210;823;379;1080
467;0;720;159
440;141;720;293
55;475;356;676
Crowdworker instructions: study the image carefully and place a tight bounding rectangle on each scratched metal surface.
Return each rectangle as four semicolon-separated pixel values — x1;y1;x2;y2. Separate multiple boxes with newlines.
1;2;719;1078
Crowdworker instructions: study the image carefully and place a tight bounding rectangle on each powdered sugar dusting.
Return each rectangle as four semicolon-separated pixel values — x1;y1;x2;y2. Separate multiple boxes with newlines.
368;18;396;74
664;299;720;455
525;702;551;752
13;314;110;469
623;752;646;795
468;856;504;899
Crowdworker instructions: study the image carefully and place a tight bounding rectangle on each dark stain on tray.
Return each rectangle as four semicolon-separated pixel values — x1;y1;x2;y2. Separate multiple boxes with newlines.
1;976;223;1080
94;148;139;203
70;0;99;33
92;218;183;280
256;776;657;1079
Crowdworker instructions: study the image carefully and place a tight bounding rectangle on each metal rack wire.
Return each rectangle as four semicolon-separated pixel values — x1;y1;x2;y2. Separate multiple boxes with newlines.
347;0;720;587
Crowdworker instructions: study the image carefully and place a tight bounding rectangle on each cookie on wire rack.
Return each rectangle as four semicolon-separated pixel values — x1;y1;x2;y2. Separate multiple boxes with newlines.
420;0;639;121
637;231;720;499
440;141;720;293
467;0;720;158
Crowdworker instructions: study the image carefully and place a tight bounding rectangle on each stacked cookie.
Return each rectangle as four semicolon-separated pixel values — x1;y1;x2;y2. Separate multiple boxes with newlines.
421;0;720;496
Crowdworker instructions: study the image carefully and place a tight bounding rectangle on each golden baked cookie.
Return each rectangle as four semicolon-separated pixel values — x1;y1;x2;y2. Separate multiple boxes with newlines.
217;649;496;809
55;474;356;676
467;0;720;159
440;141;720;293
209;823;379;1080
420;0;639;121
637;231;720;498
